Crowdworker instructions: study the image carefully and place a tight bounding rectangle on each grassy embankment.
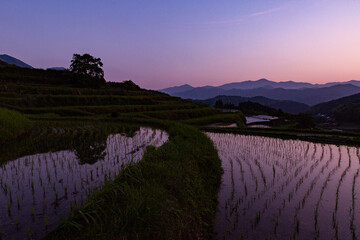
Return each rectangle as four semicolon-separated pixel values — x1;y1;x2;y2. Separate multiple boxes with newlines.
0;64;245;238
48;122;222;239
0;107;32;143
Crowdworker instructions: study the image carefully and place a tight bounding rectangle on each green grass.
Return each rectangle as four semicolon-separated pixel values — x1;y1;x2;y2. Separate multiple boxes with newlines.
0;107;32;143
48;123;223;239
182;111;246;126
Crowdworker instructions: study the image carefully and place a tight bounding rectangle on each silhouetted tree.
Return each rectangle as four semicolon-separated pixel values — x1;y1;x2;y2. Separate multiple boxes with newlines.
70;53;105;87
73;133;107;165
224;103;235;109
295;113;315;129
215;99;223;108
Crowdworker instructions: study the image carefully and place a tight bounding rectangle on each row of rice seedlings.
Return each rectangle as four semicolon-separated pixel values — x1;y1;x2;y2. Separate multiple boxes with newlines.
332;147;352;240
208;133;359;240
335;148;351;213
314;161;340;237
257;141;318;237
208;133;315;238
350;168;360;240
235;137;307;215
301;145;330;209
253;158;267;190
268;142;327;236
293;159;331;238
230;158;235;201
287;145;330;238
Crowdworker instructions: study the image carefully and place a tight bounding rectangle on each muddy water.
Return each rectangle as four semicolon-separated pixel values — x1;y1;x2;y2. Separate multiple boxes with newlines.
207;132;360;240
0;127;168;240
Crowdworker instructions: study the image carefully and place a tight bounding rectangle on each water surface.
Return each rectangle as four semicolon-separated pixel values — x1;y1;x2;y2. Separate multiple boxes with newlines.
207;132;360;240
0;127;168;240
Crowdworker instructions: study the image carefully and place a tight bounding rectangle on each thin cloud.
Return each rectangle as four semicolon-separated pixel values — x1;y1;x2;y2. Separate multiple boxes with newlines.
202;18;244;25
202;5;287;25
249;6;284;17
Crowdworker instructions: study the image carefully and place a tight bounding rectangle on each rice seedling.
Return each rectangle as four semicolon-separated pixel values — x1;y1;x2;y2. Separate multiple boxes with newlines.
207;132;360;240
350;169;359;240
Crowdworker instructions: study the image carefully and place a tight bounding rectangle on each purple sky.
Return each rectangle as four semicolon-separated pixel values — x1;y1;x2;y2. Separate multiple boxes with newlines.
1;0;360;89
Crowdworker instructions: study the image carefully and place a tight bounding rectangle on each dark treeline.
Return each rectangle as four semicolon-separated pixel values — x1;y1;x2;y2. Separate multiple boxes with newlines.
0;55;140;91
215;99;315;129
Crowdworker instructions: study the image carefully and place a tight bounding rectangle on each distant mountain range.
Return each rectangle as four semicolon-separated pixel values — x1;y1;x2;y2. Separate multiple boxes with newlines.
161;79;360;93
0;54;33;68
199;95;309;114
160;79;360;106
161;84;193;95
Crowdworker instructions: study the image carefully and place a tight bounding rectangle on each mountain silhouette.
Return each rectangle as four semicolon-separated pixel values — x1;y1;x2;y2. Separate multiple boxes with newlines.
161;80;360;106
0;54;33;68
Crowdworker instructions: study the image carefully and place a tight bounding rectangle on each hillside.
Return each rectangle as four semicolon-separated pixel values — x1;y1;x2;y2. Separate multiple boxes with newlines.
200;95;309;114
308;93;360;124
0;63;246;239
0;64;244;126
0;54;33;68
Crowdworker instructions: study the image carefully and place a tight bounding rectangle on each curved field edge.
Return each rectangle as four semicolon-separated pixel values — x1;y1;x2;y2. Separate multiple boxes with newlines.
47;122;223;240
202;127;360;147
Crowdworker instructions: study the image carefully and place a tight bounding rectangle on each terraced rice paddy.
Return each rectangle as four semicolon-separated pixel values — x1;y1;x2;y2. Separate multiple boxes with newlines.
207;132;360;240
0;127;168;240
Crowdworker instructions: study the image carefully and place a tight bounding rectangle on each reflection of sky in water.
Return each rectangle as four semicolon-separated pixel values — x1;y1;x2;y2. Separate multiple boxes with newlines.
207;132;360;240
246;115;278;124
0;128;168;240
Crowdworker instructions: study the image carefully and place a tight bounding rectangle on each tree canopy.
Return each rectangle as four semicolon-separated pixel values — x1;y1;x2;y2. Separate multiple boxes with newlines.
70;53;105;87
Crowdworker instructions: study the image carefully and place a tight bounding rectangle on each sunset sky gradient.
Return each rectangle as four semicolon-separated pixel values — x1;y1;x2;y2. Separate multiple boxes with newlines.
1;0;360;89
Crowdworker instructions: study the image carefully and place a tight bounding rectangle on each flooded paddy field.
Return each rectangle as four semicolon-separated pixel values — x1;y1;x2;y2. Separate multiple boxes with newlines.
0;127;168;240
207;132;360;240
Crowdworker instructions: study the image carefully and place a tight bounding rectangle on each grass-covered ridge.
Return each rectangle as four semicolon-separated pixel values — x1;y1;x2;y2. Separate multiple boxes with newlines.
48;123;223;239
0;64;245;239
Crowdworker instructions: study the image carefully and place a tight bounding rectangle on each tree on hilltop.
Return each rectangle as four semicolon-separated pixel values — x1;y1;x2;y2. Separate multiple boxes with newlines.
70;53;105;87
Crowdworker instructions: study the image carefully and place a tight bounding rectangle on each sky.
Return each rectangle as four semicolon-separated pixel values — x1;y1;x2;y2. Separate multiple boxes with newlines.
1;0;360;89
